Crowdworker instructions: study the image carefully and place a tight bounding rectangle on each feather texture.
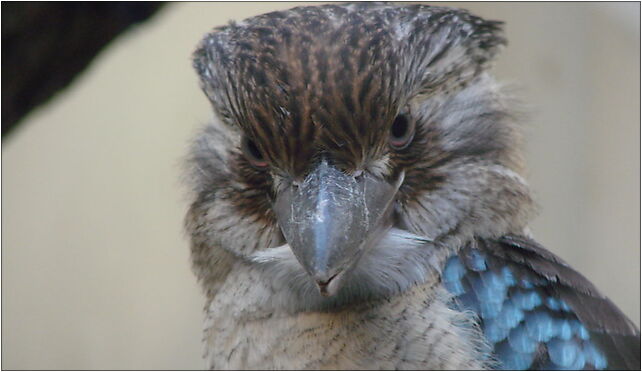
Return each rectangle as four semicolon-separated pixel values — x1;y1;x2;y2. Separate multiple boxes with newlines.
443;236;640;370
185;3;640;370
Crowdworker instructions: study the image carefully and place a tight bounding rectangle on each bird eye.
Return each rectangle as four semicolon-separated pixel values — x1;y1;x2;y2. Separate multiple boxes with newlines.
241;136;269;169
389;114;415;150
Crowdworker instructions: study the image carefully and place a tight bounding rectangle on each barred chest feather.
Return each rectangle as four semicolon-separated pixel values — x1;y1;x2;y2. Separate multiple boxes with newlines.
203;264;491;370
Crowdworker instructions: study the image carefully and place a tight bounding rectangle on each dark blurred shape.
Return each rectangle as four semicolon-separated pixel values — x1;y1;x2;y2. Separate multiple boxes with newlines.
1;2;165;138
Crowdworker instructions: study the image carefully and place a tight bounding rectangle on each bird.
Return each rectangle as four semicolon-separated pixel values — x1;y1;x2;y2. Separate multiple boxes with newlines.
184;3;640;370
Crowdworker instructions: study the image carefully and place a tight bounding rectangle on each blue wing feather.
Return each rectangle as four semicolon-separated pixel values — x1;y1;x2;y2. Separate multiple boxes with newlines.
443;236;640;370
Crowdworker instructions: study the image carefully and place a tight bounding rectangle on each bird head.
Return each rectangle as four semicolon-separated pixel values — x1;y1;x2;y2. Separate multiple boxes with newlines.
186;4;534;305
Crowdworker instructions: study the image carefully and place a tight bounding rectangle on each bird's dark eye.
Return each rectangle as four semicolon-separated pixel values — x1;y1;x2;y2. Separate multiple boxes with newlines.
241;136;269;169
389;114;415;150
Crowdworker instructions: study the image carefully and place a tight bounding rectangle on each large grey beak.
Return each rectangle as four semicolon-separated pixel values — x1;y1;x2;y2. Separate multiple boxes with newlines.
273;160;401;297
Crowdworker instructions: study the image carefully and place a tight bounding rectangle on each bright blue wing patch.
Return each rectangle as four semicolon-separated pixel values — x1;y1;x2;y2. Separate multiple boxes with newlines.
443;249;608;370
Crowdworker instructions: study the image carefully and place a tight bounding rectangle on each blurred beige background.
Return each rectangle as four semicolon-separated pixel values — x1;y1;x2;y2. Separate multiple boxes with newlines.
2;2;639;370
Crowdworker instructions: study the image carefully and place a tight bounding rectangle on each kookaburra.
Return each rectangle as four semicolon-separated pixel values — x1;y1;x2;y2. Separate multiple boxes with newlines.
184;3;640;369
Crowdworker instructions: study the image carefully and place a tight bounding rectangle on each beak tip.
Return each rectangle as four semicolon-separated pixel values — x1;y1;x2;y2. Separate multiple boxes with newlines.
317;286;332;297
314;271;343;297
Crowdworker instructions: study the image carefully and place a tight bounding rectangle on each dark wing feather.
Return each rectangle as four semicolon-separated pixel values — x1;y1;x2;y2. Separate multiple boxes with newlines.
442;235;640;370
